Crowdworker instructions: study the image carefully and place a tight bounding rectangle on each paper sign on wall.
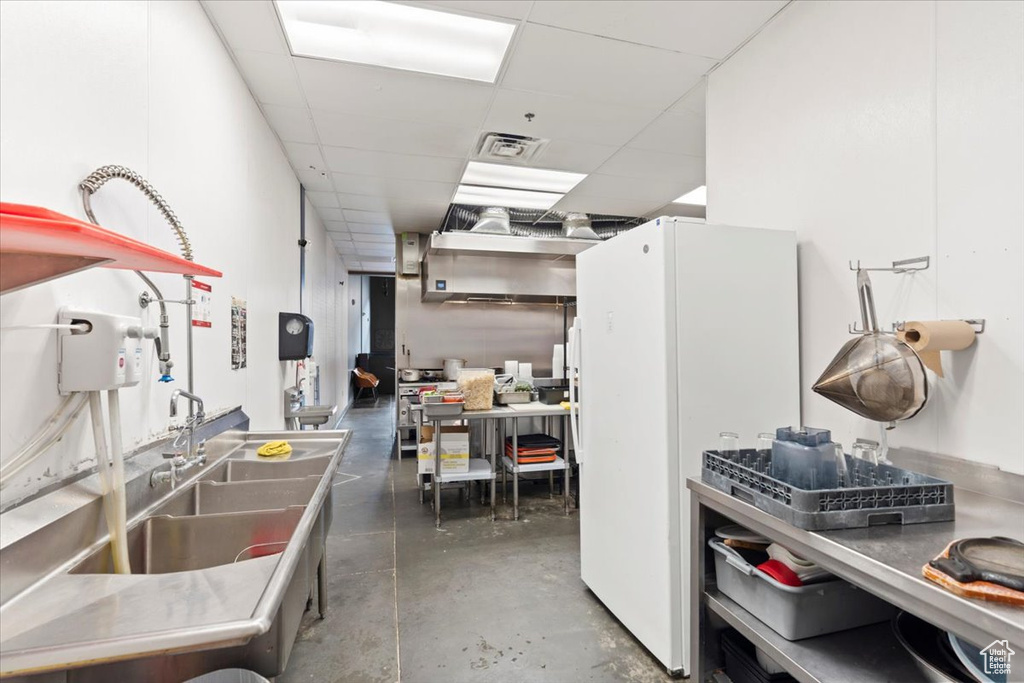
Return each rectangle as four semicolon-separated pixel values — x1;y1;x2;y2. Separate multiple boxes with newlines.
191;279;212;327
231;296;247;370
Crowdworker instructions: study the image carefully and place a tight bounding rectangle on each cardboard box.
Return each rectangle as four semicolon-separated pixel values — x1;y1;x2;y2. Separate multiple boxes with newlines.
418;425;470;475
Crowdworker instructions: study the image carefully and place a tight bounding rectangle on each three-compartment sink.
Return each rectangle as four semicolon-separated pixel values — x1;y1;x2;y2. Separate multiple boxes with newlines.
0;424;349;683
70;455;334;576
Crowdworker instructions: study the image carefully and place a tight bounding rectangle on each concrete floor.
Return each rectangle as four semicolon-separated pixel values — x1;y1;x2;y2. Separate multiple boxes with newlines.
280;398;673;683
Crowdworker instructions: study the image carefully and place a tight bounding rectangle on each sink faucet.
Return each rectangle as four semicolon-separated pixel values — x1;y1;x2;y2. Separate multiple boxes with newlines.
152;390;207;487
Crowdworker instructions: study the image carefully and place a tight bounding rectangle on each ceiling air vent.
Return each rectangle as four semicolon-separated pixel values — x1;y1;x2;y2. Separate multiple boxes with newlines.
477;132;549;163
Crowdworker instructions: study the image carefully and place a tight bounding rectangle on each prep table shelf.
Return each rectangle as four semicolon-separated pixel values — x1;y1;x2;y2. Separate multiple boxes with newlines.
436;459;495;483
502;454;565;473
688;450;1024;683
704;590;923;683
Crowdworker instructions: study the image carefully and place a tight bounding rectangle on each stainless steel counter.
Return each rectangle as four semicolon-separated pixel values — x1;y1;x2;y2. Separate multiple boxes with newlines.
0;420;350;680
687;450;1024;682
411;400;571;420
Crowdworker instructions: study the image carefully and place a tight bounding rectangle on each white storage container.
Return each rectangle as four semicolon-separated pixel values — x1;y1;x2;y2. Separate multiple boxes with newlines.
709;538;894;640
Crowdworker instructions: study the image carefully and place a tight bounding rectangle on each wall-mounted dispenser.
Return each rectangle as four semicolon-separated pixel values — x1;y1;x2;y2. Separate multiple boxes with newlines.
57;308;156;394
279;312;314;360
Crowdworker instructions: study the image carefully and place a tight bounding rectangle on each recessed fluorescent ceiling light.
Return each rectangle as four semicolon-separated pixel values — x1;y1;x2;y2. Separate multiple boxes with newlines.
454;185;562;211
673;185;707;206
275;1;515;83
461;162;586;193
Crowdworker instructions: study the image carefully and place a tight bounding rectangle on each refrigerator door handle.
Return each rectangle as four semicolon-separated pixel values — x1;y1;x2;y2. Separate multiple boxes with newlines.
569;318;583;464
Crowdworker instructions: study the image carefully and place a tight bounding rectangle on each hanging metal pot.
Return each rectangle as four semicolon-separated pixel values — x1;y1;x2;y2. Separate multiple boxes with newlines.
813;269;928;422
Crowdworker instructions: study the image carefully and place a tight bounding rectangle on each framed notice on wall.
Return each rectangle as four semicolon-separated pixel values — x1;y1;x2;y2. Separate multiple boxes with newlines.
231;297;247;370
191;279;212;327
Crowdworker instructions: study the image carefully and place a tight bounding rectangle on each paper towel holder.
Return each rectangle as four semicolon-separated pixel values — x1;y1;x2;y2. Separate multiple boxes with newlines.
894;319;986;334
847;255;930;273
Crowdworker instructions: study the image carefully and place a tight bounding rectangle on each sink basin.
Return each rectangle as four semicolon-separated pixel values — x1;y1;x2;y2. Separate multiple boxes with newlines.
151;477;320;517
71;507;304;575
286;405;337;428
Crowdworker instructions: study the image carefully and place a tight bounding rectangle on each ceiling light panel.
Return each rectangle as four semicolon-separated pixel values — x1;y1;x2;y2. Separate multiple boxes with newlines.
454;185;562;210
460;161;586;193
673;185;707;206
275;1;516;83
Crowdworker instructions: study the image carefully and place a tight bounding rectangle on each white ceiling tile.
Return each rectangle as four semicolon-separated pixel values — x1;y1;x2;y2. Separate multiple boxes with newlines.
312;110;478;158
323;147;465;182
394;1;533;20
201;0;289;54
337;193;389;212
324;220;348;232
296;168;334;192
261;104;317;143
284;142;327;172
596;148;705;182
501;24;714;110
568;173;697;203
357;244;396;256
348;222;395;234
361;262;397;273
483;89;662;146
233;50;305;107
317;207;344;222
336;242;359;254
295;58;494;127
388;208;447;232
330;173;387;196
527;1;787;59
354;234;398;244
306;190;338;208
538;139;620;173
343;209;392;225
627;110;705;157
551;194;656;217
672;82;707;116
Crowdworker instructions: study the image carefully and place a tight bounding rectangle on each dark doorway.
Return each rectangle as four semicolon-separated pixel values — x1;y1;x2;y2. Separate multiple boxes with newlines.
358;275;396;395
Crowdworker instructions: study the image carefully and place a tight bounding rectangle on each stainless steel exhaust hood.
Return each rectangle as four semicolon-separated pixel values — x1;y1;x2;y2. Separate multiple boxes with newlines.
421;232;588;303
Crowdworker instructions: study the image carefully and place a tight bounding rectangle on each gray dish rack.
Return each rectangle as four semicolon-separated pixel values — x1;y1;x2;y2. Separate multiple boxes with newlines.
702;449;955;530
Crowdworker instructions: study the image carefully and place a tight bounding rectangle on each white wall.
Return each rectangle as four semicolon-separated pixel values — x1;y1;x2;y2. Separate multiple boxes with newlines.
707;0;1024;473
0;0;347;503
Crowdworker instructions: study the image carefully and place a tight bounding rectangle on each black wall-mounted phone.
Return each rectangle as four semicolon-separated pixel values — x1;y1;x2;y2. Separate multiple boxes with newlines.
279;312;314;360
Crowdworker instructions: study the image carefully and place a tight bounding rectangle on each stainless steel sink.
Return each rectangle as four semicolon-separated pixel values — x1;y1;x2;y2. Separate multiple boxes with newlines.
285;404;337;429
70;507;305;575
0;418;349;683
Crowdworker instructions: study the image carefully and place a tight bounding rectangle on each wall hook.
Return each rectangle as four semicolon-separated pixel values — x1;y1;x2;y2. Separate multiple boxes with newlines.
848;256;930;273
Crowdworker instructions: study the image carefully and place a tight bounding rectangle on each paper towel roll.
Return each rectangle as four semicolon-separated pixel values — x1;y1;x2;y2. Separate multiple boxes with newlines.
899;320;976;378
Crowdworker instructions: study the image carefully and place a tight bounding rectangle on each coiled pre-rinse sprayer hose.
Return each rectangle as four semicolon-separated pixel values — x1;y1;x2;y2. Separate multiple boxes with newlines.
79;165;195;383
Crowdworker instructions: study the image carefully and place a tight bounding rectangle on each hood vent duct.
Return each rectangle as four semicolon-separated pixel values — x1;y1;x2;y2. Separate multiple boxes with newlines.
469;207;511;235
442;204;646;241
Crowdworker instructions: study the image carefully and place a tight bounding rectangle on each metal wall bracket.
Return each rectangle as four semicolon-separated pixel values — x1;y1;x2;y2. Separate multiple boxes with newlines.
891;319;986;334
139;291;194;308
848;255;930;273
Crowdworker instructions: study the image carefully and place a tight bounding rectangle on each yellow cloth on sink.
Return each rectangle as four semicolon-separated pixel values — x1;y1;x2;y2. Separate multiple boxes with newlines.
257;440;293;459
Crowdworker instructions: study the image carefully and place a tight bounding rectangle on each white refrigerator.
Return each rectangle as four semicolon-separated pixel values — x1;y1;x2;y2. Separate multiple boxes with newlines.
569;217;800;675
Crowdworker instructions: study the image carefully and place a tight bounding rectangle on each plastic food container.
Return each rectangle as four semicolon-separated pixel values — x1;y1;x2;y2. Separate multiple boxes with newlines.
457;368;495;410
709;539;894;640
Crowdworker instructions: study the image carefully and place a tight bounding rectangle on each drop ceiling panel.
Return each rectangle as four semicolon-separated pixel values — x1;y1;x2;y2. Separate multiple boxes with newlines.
596;147;705;182
306;190;339;208
348;222;396;234
568;173;696;203
532;139;620;173
527;1;787;60
295;169;334;192
627;110;706;157
261;104;317;143
312;110;478;158
234;50;305;107
343;209;391;225
395;1;533;20
672;82;707;116
483;89;662;146
323;147;465;182
335;242;359;254
501;24;715;110
201;0;289;54
284;142;326;172
325;220;348;232
336;193;390;212
317;207;345;222
296;58;494;127
354;234;398;244
551;193;658;217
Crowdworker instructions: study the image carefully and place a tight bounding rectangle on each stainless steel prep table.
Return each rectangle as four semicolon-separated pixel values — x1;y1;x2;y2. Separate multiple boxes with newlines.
687;450;1024;683
413;401;573;526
